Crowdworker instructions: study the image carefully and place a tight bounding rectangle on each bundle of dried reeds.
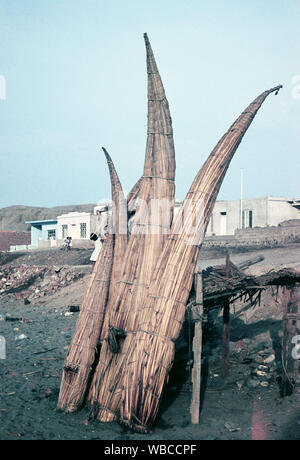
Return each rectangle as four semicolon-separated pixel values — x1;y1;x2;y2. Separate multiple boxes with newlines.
88;32;176;421
101;85;282;431
100;148;128;341
57;31;282;431
57;150;126;413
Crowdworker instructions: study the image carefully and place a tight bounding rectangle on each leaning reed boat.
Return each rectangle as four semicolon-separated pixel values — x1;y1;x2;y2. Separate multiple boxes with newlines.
88;32;176;421
96;84;282;431
57;149;127;413
57;31;282;432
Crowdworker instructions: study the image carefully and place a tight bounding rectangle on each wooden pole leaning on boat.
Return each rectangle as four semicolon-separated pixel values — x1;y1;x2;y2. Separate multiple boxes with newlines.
190;271;204;424
221;253;231;378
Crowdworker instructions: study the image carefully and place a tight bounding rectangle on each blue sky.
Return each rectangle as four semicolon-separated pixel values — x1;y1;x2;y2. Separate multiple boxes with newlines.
0;0;299;208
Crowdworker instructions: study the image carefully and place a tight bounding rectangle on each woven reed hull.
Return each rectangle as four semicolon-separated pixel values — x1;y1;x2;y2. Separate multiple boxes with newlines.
115;85;282;429
88;33;176;420
127;177;142;215
100;148;128;340
57;150;126;413
57;234;114;412
103;148;128;291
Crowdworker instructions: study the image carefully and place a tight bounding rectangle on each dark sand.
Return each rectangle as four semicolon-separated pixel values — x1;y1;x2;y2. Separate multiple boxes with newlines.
0;247;299;440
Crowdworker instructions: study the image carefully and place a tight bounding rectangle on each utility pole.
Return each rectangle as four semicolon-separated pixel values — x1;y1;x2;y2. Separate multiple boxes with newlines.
240;168;244;229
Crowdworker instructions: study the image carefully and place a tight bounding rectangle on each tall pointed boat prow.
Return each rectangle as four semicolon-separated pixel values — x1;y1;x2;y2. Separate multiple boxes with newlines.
88;32;176;422
117;84;283;431
57;148;127;413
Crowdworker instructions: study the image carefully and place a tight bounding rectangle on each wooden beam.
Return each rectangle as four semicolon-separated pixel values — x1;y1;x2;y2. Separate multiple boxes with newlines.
221;299;230;378
190;271;203;424
237;255;264;271
282;286;300;396
221;254;231;378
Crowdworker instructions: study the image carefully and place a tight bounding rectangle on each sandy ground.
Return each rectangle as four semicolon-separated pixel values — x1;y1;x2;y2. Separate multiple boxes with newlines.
0;245;299;440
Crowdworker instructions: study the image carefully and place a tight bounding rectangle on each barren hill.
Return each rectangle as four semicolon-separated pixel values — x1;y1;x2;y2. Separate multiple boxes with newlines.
0;204;96;232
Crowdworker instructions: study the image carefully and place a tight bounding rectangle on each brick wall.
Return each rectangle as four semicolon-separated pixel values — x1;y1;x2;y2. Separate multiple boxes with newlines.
0;231;31;252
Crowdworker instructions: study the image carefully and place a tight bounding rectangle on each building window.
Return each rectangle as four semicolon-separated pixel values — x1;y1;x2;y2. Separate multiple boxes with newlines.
80;223;87;238
62;225;68;239
47;230;56;240
242;210;253;229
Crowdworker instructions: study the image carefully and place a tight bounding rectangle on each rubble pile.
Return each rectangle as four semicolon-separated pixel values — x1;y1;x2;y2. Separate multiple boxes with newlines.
205;334;281;392
231;338;278;390
0;264;84;302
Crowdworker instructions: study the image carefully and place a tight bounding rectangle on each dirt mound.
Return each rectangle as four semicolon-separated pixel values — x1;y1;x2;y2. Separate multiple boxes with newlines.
0;248;93;268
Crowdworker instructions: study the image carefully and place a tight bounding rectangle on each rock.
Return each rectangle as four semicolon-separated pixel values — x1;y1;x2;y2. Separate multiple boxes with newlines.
257;348;273;356
253;355;265;364
5;316;21;322
236;381;243;390
263;354;275;364
224;422;240;432
247;378;260;388
255;370;268;377
234;340;244;352
257;365;269;371
229;341;236;352
260;381;269;387
69;305;80;313
15;334;27;341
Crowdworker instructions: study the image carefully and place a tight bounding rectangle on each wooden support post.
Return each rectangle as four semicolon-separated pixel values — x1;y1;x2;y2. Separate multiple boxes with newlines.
282;286;300;396
221;299;230;378
226;252;231;275
221;253;231;378
190;271;203;424
294;288;300;405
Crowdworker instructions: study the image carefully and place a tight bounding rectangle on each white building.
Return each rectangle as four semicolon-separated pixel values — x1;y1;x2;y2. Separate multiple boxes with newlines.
205;196;300;236
57;212;94;241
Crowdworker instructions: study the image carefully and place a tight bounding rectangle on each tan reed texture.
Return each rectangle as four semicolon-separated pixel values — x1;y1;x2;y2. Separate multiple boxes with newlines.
113;85;282;430
100;148;128;340
127;177;142;213
88;32;176;421
57;150;126;413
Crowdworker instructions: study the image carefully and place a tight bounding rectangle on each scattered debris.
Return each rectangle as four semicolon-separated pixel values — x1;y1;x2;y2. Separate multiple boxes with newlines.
224;422;241;432
69;305;80;313
0;264;84;302
14;334;27;341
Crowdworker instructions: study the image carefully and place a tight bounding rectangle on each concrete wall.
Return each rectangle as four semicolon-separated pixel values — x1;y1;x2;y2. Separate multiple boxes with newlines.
30;225;42;247
206;197;299;236
206;198;269;236
41;223;57;241
57;212;91;240
30;222;57;247
203;219;300;248
268;197;300;226
10;244;31;252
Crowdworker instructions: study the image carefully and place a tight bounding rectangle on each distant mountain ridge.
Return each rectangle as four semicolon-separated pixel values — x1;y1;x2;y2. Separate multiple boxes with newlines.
0;204;96;232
